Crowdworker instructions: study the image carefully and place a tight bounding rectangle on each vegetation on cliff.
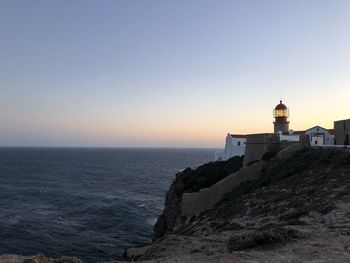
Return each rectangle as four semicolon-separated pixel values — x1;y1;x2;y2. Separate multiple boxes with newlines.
153;156;243;239
215;147;350;222
147;147;350;262
181;155;244;193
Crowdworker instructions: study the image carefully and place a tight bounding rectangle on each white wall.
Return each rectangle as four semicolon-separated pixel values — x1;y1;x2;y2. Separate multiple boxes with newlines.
214;150;224;161
223;134;246;160
277;127;334;146
214;133;246;161
278;131;300;142
306;126;334;146
310;134;324;146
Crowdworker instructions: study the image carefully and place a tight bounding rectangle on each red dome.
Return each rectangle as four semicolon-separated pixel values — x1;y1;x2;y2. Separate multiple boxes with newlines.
275;100;287;110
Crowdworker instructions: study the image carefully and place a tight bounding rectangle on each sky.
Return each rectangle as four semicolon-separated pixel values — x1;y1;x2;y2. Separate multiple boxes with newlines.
1;0;349;147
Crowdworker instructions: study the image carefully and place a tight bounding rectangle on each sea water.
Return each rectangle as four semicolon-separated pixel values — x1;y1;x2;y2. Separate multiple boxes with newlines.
0;148;214;262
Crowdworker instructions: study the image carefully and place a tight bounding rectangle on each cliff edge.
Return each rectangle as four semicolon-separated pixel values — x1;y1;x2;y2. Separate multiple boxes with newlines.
153;156;243;239
127;147;350;262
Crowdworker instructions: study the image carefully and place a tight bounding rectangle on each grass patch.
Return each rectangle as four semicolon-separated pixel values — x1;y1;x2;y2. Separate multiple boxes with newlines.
227;226;299;252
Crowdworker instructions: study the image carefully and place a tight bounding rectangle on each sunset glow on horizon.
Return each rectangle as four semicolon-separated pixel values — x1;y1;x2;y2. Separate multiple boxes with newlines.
1;1;349;147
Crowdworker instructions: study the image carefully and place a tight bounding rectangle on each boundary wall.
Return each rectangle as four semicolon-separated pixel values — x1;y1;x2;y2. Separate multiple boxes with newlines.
181;135;309;216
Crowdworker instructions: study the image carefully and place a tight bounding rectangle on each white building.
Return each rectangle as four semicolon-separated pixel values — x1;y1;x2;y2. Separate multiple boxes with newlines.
215;133;246;161
277;126;335;146
277;130;302;142
305;126;335;146
215;126;335;161
215;102;336;161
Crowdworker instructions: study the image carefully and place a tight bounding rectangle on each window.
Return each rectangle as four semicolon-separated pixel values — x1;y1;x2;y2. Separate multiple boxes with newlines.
315;140;318;145
274;109;289;117
237;141;241;146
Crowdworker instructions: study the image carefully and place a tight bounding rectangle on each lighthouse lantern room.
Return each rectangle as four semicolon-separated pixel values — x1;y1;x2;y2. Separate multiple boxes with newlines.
273;100;290;133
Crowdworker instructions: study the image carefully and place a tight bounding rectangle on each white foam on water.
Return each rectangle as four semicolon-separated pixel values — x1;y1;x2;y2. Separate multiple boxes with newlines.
146;217;157;226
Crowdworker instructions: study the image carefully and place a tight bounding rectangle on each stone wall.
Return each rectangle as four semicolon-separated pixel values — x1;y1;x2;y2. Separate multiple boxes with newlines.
300;134;311;147
243;133;280;165
334;119;350;145
181;139;308;217
181;161;264;216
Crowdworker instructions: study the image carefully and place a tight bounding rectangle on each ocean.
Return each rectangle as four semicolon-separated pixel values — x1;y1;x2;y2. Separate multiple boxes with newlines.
0;148;215;262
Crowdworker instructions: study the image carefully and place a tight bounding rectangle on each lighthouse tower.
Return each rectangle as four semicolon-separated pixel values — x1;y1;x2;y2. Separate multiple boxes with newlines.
273;100;289;133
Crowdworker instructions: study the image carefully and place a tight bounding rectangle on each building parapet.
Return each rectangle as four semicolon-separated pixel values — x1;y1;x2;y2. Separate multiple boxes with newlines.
243;133;279;165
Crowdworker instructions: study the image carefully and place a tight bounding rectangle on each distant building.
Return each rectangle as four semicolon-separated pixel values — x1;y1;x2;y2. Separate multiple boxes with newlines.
278;127;334;144
305;126;335;146
277;130;303;142
334;119;350;145
215;133;246;161
273;101;335;146
214;100;337;161
273;100;289;133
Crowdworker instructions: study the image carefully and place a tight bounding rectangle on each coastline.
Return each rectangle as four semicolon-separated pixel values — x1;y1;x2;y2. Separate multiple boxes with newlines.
4;146;350;262
122;146;350;262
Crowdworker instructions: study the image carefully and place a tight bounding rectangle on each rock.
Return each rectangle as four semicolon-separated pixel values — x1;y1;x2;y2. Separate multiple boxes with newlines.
125;245;151;260
0;255;82;263
138;147;350;262
0;255;30;263
153;171;186;240
53;256;83;263
153;157;244;240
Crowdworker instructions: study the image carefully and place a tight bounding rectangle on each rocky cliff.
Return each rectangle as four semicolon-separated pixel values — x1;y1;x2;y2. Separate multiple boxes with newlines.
0;254;82;263
128;147;350;262
153;156;243;239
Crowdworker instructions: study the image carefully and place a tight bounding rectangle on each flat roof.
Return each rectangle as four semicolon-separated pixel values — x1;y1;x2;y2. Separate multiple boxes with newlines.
230;134;247;138
334;118;350;123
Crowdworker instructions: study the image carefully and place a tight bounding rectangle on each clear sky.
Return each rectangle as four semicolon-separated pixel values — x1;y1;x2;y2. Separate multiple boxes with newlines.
1;0;349;147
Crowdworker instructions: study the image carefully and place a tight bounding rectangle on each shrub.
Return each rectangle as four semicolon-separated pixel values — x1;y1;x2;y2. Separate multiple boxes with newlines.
262;151;277;161
182;156;243;192
227;226;299;252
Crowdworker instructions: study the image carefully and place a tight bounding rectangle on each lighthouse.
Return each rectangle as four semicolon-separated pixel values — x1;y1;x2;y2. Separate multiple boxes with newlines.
273;100;289;133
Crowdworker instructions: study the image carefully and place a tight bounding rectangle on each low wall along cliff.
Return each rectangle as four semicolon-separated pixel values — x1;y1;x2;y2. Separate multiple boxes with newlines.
181;138;307;216
181;161;264;215
243;133;280;165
